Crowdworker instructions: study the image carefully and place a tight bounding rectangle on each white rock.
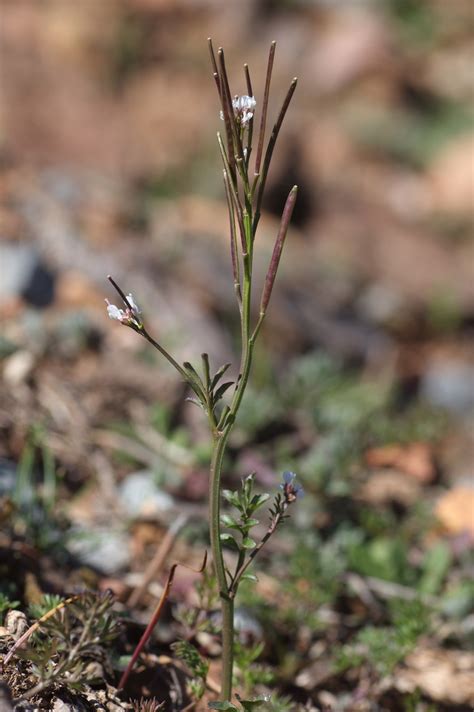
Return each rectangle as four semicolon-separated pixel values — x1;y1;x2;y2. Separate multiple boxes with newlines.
118;471;174;519
3;350;34;385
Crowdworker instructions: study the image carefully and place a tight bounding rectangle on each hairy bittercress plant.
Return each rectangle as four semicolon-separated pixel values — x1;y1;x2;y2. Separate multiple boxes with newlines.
106;41;301;702
4;592;120;701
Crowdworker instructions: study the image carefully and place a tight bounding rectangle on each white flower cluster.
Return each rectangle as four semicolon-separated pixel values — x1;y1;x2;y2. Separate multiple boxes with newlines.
220;94;256;127
105;293;141;324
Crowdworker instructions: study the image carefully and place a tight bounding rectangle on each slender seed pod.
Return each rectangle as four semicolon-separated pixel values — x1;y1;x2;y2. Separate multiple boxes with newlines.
223;169;242;301
259;185;298;316
218;48;245;163
255;41;276;176
244;63;254;166
219;73;237;181
208;38;219;79
244;63;253;98
218;134;247;254
254;77;297;232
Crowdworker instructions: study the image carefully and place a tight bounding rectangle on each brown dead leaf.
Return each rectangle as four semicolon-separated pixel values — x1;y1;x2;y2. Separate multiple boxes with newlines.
365;442;435;484
359;469;421;507
429;133;474;216
435;486;474;537
130;521;166;561
395;645;474;705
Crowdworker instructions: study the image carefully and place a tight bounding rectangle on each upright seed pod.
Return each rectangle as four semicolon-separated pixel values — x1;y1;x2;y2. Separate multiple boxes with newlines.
259;185;298;317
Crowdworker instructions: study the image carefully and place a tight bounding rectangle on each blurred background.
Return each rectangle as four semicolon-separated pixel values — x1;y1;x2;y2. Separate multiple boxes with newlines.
0;0;473;710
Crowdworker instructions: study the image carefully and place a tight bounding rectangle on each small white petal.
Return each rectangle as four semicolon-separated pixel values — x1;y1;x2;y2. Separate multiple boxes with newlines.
244;95;256;111
233;95;256;113
241;110;253;126
229;95;256;126
126;293;141;314
106;300;125;321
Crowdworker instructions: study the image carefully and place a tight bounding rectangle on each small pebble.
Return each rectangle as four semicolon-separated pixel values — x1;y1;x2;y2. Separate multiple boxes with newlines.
67;528;130;574
118;471;174;519
2;351;34;385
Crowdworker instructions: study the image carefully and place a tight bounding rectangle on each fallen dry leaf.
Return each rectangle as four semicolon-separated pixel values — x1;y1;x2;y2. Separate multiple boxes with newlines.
365;442;435;484
435;486;474;537
395;645;474;705
429;133;474;215
359;469;421;507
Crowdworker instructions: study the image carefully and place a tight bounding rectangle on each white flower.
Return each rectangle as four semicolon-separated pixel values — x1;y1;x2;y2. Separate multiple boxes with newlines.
106;301;126;322
219;95;256;127
105;293;141;324
126;293;141;315
232;95;256;126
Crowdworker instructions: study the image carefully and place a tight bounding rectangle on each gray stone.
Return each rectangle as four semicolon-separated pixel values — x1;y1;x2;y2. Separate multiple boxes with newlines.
421;361;474;415
356;282;406;325
0;243;54;308
3;351;35;386
0;243;37;300
118;471;174;519
67;528;130;574
234;606;264;644
0;460;16;496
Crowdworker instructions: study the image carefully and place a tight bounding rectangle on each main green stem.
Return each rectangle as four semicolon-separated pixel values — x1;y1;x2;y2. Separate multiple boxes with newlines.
209;249;255;700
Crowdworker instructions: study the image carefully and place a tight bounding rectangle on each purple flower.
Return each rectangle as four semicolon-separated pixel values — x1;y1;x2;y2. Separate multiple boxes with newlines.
280;471;304;504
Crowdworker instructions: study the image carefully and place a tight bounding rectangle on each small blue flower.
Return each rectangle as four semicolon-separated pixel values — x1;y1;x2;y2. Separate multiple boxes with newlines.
280;471;304;503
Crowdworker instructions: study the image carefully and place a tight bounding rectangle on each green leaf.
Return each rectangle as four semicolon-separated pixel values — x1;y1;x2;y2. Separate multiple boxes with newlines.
213;381;234;404
220;514;241;529
240;573;258;583
237;696;270;711
185;397;206;410
419;541;452;595
249;493;270;510
208;703;239;711
220;533;239;550
182;361;206;396
183;361;201;379
242;537;256;549
201;353;211;388
243;474;255;499
348;536;411;584
28;594;64;619
172;639;208;681
222;490;241;508
244;518;259;528
210;362;232;391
